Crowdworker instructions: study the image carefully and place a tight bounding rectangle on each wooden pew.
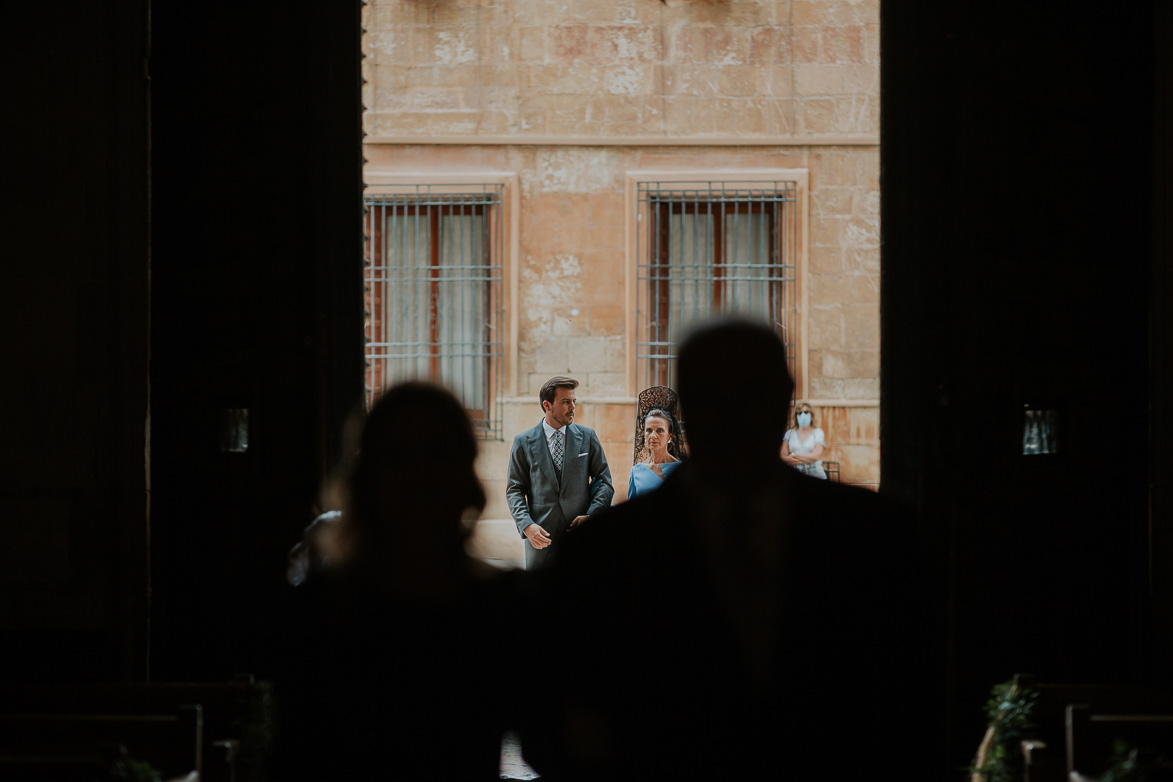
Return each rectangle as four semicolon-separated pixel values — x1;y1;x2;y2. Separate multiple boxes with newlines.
0;677;269;782
1066;704;1173;781
1006;674;1173;782
0;705;201;781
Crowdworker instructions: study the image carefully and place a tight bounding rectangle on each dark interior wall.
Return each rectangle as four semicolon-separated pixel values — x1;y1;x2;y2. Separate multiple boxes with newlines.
149;1;364;680
0;0;362;683
882;1;1170;768
0;2;150;682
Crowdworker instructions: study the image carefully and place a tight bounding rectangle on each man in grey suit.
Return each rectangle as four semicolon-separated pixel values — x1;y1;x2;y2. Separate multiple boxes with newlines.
507;376;614;569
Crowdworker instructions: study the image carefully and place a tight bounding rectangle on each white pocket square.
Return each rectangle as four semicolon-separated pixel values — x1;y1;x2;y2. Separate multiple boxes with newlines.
578;452;589;457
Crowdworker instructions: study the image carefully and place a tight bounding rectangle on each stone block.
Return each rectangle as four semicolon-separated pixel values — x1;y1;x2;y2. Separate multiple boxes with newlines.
762;66;794;98
519;107;548;134
477;25;519;65
593;401;635;443
523;94;578;131
482;86;522;110
691;0;769;26
813;348;879;378
820;25;864;64
661;96;693;134
835;444;880;485
370;83;409;113
809;377;846;398
551;315;576;337
855;188;881;217
671;65;722;97
411;87;471;112
526;372;552;396
818;405;880;445
731;98;773;134
477;110;518;134
519;26;549;63
550;24;660;65
534;337;571;373
426;64;480;89
370;111;480;135
849;274;880;301
810;215;845;247
831;95;872;133
844;246;879;275
818;151;860;186
615;1;662;25
768;98;796;134
809;273;853;305
587;195;625;230
812;186;853;217
856;150;880;187
794;64;845;97
809;245;843;274
364;27;400;62
789;1;826;26
719;66;762;97
842;303;879;349
842;63;880;94
600;95;643;126
799;97;836;133
586;303;626;335
809;304;843;347
843;377;879;399
587;372;626;396
843;214;880;247
526;63;596;96
790;25;820;63
604;64;656;96
749;27;787;65
863;22;880;63
676;26;747;65
411;27;480;68
572;335;625;374
578;252;625;292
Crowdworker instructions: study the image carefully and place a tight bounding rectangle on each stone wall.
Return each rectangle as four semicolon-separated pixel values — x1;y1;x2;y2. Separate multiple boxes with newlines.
362;0;881;560
363;0;879;140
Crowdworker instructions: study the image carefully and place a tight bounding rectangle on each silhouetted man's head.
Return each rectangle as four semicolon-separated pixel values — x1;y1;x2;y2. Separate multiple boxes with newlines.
676;318;794;466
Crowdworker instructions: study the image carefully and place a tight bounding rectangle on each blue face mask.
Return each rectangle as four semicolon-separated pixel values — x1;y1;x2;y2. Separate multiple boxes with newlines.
796;412;812;427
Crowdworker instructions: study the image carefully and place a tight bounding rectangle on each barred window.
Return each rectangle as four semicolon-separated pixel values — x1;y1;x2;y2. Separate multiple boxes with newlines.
364;185;504;438
636;180;799;391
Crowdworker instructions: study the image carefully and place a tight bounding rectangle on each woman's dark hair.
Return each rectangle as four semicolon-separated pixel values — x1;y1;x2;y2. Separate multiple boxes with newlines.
637;407;687;463
346;382;485;556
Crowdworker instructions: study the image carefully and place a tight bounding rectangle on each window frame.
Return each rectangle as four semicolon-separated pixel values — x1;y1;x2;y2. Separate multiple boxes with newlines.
625;170;810;399
363;174;519;439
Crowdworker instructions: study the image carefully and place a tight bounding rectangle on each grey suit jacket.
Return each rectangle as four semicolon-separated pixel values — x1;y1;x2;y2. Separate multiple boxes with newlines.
506;421;614;542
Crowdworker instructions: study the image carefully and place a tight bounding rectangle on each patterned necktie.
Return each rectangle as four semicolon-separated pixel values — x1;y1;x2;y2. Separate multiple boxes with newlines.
551;429;564;471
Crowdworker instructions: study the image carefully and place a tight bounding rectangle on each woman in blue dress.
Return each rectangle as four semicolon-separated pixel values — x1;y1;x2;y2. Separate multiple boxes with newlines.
628;406;686;498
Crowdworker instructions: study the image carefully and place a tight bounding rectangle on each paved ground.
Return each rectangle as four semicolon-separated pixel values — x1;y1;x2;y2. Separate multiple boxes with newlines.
500;731;540;780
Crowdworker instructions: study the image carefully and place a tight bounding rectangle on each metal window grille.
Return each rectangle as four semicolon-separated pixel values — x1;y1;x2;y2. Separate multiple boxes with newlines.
636;180;799;392
364;184;504;439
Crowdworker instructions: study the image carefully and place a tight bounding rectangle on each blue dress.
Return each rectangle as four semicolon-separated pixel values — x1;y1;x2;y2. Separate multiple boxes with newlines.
627;461;682;499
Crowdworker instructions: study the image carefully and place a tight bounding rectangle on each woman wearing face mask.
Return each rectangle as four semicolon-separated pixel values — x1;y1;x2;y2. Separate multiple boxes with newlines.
782;401;827;479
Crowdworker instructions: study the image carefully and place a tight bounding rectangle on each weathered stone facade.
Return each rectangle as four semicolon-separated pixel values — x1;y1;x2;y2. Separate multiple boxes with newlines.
363;0;880;565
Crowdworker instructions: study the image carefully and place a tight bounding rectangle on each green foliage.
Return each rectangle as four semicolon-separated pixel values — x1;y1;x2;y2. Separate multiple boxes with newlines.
969;679;1039;782
109;757;162;782
1100;742;1172;782
236;679;278;782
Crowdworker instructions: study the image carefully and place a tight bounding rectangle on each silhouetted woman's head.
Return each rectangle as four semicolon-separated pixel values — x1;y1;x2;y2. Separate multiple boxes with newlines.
344;382;486;564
